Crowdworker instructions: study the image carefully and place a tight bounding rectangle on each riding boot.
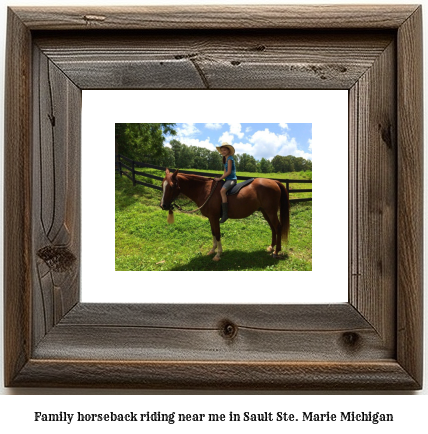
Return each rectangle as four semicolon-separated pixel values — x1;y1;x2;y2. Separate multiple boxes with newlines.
219;203;229;223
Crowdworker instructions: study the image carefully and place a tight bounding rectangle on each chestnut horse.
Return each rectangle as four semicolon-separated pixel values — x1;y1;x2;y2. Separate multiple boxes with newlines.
160;169;290;261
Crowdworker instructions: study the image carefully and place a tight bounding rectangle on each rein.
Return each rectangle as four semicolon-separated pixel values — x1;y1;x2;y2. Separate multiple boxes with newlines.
171;179;219;214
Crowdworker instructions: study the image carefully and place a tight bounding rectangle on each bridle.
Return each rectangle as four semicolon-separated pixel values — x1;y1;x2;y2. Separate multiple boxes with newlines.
167;178;219;214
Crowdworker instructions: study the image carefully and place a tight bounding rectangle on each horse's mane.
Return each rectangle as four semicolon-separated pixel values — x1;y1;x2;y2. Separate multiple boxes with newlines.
178;173;212;183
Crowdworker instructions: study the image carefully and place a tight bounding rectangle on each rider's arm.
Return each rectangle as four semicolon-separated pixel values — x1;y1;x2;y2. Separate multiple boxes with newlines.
215;159;232;181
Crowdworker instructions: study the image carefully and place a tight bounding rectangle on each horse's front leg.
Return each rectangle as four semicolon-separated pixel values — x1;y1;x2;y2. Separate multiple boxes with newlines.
208;218;222;261
207;236;217;256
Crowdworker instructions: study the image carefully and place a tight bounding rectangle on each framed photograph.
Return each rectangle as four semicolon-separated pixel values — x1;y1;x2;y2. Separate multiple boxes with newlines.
84;91;347;304
4;5;423;389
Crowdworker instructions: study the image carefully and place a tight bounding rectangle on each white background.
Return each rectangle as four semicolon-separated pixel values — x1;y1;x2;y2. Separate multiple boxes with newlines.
82;89;348;304
0;0;427;429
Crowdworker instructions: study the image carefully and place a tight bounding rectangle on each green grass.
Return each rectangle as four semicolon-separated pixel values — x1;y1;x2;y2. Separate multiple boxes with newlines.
115;172;312;271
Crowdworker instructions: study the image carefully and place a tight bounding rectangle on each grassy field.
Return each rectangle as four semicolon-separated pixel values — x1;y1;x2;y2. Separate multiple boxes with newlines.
115;169;312;271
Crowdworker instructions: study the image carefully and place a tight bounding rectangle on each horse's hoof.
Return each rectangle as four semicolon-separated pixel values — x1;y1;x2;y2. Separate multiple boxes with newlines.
213;255;221;262
207;249;216;255
267;246;273;252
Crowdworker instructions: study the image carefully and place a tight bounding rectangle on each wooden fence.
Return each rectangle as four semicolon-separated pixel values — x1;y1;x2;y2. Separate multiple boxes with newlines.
115;154;312;203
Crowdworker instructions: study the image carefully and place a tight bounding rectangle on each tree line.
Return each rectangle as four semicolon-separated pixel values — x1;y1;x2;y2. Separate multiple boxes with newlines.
115;123;312;174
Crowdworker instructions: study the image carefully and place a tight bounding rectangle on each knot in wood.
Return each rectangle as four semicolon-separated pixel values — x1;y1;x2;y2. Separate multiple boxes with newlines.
219;320;238;340
175;53;198;60
341;332;361;350
378;122;393;149
37;245;76;272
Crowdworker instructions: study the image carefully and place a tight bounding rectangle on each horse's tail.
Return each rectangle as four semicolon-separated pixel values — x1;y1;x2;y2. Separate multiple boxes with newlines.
277;181;290;243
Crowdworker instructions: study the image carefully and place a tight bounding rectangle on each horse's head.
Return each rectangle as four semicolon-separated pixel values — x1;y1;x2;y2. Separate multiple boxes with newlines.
160;169;180;210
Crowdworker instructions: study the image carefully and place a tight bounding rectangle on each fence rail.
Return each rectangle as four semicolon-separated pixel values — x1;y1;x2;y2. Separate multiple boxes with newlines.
115;154;312;203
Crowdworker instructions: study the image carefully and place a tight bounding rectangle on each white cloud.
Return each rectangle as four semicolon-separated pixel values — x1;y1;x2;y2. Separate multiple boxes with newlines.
184;138;216;151
176;123;199;137
249;129;293;160
219;131;235;144
308;138;312;150
243;128;312;161
217;123;244;145
279;123;289;130
205;123;223;129
295;149;312;160
228;123;244;139
166;136;217;151
232;141;254;155
171;123;211;148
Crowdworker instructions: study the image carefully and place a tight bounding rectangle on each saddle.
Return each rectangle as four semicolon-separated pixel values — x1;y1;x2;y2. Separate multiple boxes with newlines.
225;178;255;196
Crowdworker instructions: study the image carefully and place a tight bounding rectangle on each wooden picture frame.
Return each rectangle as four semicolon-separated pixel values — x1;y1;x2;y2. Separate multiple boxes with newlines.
4;5;423;389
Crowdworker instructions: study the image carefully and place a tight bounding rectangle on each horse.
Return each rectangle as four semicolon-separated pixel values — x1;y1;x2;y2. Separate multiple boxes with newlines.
160;169;290;261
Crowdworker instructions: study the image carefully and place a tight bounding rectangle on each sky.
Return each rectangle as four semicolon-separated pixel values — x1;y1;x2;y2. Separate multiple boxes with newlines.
165;123;312;161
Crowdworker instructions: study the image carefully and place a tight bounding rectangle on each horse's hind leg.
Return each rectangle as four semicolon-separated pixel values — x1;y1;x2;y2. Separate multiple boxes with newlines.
261;209;277;253
265;209;282;256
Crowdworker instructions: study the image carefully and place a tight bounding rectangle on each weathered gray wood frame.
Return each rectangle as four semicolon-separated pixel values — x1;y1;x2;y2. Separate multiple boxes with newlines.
4;5;423;389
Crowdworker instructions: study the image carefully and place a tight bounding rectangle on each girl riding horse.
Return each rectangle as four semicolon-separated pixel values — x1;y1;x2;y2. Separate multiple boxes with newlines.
214;143;237;223
160;160;289;261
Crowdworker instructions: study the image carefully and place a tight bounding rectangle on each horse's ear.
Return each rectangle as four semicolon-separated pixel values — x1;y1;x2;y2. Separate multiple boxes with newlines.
165;168;170;175
172;169;179;180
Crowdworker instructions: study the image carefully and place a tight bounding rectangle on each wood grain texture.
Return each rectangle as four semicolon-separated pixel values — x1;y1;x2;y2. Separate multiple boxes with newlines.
12;360;419;390
34;31;393;90
32;46;81;347
32;304;392;362
3;5;423;390
12;5;419;30
396;6;424;387
349;40;397;351
60;303;367;329
3;8;32;388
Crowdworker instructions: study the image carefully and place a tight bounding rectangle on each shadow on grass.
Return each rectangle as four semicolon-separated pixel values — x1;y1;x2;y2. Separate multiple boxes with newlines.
168;249;290;271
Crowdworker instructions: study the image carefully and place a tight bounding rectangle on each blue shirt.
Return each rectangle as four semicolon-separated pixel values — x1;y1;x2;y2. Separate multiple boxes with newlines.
225;156;237;180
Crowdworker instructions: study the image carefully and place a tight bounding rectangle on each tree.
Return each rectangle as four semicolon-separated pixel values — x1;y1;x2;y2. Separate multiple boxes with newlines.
160;147;176;168
270;154;311;173
207;150;223;170
284;156;295;173
115;123;176;161
238;153;257;172
294;157;312;171
271;155;295;172
271;155;285;172
190;146;211;170
170;139;195;169
233;154;240;171
170;139;184;167
259;157;273;173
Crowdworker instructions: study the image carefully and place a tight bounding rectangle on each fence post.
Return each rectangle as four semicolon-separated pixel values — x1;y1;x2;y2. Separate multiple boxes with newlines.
286;180;290;193
132;159;136;186
117;154;123;177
